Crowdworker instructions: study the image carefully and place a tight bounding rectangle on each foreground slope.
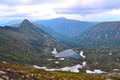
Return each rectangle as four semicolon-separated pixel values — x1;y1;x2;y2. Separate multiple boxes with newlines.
0;61;119;80
0;19;67;65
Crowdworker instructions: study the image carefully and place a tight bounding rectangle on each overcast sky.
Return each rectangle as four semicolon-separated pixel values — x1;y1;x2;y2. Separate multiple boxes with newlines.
1;0;120;22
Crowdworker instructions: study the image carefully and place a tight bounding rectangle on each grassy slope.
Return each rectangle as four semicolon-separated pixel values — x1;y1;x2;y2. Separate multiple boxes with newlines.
0;61;119;80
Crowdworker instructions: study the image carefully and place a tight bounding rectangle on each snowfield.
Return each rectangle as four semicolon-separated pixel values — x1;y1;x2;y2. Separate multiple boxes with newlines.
51;48;57;54
82;61;86;66
79;50;86;58
33;64;83;73
86;69;107;74
60;64;83;73
33;65;107;74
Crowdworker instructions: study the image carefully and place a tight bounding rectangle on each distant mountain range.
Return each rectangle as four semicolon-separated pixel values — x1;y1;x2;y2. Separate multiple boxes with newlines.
36;17;96;38
2;17;120;48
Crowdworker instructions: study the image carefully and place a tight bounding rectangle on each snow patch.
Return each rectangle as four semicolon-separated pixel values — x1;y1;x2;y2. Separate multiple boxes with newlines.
51;48;57;55
86;69;107;74
113;69;120;71
55;61;59;64
60;64;83;73
109;53;112;55
86;70;95;74
48;59;53;61
33;64;83;73
59;58;65;60
33;65;47;70
82;61;86;66
116;58;119;61
79;51;86;58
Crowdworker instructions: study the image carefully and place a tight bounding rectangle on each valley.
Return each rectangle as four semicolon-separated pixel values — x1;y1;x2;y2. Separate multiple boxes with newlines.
0;18;120;80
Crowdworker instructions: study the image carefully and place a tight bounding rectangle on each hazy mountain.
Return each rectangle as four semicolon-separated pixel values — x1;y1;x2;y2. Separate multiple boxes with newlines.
0;20;22;26
77;21;120;48
0;19;67;65
36;17;96;38
34;23;70;42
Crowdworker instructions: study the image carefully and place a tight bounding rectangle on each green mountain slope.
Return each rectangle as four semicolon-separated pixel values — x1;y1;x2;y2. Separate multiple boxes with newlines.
76;21;120;48
0;19;67;65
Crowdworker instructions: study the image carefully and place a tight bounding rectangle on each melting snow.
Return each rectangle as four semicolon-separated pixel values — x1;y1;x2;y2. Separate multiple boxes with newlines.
86;69;106;74
33;65;47;70
60;64;83;73
113;69;120;71
109;53;112;55
55;61;59;64
51;48;57;55
59;58;65;60
48;59;53;61
116;58;119;61
82;61;86;66
33;64;83;73
79;51;86;58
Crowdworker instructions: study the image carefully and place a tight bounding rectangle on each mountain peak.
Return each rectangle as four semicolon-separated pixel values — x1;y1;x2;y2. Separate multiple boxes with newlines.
23;19;29;22
20;19;35;28
22;19;32;25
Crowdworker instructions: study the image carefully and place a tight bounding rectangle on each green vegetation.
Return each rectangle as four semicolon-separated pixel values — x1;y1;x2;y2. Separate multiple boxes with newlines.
0;61;119;80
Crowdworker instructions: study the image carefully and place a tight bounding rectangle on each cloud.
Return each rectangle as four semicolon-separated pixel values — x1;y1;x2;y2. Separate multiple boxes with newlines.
0;0;120;22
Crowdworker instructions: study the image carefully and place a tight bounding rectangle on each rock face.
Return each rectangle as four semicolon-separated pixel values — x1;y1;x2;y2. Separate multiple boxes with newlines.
55;49;81;59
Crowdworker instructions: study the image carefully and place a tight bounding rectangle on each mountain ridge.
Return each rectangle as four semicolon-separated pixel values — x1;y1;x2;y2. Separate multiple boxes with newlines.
0;19;67;65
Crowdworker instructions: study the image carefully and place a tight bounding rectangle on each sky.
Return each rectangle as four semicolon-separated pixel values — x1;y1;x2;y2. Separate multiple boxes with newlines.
1;0;120;22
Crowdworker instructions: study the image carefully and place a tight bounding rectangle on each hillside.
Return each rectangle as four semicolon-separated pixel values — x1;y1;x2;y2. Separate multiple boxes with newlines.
76;21;120;48
0;19;67;65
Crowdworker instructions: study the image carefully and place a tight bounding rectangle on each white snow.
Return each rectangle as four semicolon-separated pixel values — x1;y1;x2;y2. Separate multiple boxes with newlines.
55;61;59;64
46;69;58;71
109;53;112;55
82;61;86;66
2;61;7;64
94;69;106;74
86;69;106;74
86;70;95;74
59;58;65;60
60;64;83;73
51;48;57;55
116;58;119;61
48;59;53;61
33;64;83;73
79;50;86;58
33;65;47;70
113;69;120;71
